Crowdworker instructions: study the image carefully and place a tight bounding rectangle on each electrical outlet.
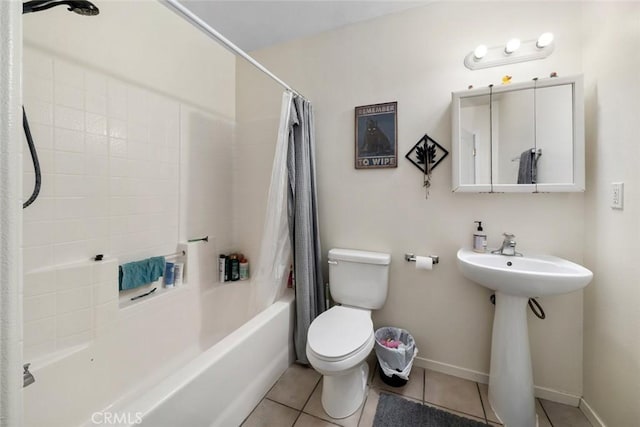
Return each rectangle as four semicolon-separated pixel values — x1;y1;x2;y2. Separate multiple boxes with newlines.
611;182;624;209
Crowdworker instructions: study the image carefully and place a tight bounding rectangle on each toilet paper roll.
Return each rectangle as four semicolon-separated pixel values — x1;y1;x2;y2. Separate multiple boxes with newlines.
415;256;433;270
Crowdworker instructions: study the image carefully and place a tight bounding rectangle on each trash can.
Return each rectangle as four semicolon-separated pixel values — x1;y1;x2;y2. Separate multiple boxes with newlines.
374;327;418;387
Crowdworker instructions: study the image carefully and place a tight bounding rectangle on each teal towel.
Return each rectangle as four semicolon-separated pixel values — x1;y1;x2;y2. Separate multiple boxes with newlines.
119;256;166;291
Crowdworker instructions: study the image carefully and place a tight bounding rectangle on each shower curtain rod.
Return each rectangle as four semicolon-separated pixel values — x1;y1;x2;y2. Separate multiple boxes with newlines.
161;0;307;101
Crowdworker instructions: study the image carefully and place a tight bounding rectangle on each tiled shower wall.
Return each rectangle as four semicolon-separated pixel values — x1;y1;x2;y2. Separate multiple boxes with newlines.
22;47;182;361
23;259;118;361
22;47;180;272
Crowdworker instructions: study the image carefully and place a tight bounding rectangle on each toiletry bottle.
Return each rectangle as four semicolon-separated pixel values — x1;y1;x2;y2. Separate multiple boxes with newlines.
174;262;184;286
473;221;487;253
224;255;231;282
164;262;175;288
239;256;249;280
219;255;226;283
230;254;240;281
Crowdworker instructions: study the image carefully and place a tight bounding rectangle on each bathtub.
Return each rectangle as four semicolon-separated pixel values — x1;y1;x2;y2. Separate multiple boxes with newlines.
108;291;295;427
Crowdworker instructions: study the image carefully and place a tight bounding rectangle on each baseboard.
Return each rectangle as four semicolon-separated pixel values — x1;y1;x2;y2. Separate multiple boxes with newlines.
414;356;489;384
579;398;607;427
534;385;580;406
414;356;581;406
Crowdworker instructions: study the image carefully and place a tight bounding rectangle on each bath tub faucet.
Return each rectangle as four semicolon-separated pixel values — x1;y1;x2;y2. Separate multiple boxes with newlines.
492;233;522;257
23;363;35;388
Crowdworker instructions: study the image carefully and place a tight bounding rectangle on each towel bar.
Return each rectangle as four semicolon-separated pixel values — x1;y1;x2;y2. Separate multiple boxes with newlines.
511;148;542;162
164;250;186;259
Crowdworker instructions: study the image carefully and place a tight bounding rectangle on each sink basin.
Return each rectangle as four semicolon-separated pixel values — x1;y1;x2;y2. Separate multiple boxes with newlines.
457;248;593;297
456;248;593;426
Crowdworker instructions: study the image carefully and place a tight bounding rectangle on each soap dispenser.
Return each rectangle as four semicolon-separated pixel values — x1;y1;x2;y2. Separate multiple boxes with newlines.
473;221;487;253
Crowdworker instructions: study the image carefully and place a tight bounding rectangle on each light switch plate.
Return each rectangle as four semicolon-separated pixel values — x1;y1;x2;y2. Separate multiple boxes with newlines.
611;182;624;209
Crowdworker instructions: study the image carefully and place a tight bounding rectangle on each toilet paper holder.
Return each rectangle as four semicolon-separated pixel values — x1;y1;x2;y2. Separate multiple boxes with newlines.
405;253;439;264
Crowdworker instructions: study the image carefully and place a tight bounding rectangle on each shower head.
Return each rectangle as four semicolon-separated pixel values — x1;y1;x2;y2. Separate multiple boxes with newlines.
23;0;99;16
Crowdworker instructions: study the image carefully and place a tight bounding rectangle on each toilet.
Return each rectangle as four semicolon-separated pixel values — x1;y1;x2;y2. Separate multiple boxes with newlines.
306;248;390;419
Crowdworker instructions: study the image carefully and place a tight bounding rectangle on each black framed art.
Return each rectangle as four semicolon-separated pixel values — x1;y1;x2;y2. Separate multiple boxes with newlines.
354;102;397;169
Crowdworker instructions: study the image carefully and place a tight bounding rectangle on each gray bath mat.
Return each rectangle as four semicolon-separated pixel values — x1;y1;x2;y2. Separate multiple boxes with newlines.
373;393;487;427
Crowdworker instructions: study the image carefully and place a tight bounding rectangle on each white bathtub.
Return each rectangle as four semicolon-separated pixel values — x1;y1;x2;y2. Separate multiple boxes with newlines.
109;291;295;427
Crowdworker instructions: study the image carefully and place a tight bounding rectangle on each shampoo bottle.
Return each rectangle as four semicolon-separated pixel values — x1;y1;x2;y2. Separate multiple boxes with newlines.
230;254;240;281
218;255;226;283
473;221;487;253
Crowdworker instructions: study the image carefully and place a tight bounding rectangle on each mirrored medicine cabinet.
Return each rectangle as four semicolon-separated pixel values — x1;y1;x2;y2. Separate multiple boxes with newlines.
451;75;584;192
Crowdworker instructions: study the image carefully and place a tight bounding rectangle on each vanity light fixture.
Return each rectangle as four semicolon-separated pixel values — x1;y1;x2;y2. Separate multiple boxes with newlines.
504;38;521;54
464;32;555;70
536;32;554;48
473;44;488;60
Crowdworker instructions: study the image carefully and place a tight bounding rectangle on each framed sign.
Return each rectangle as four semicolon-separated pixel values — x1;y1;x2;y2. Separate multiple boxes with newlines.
354;102;397;169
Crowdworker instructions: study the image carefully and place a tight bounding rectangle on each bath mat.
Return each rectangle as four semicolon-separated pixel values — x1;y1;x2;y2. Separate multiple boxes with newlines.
373;392;487;427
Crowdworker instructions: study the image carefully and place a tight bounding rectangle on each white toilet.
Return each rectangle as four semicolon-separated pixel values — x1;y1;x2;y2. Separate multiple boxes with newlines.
306;248;390;419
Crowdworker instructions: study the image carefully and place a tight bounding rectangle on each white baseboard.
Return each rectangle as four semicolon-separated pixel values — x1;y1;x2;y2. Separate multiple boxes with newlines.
414;356;489;384
534;386;580;406
580;398;607;427
414;356;581;407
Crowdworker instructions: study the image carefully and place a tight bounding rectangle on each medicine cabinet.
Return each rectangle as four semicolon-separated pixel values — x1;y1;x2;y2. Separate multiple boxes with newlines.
451;75;584;192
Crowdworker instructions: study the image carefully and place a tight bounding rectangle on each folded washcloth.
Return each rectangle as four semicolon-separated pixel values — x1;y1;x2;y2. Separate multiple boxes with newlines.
119;256;166;291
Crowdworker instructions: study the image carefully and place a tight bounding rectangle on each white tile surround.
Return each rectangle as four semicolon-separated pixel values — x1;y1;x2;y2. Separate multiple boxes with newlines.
22;47;180;273
23;259;118;362
21;47;232;363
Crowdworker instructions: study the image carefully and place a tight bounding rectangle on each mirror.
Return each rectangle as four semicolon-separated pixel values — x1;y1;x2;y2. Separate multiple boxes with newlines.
451;75;584;192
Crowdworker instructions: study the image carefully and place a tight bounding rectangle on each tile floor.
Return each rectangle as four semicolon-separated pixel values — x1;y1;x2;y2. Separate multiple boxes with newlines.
242;356;592;427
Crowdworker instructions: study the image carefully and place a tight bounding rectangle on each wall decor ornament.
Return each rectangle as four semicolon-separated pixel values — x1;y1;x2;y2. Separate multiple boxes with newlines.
354;102;397;169
405;134;449;198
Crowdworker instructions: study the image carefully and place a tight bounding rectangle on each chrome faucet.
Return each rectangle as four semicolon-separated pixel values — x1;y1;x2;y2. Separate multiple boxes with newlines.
492;233;523;257
23;363;35;388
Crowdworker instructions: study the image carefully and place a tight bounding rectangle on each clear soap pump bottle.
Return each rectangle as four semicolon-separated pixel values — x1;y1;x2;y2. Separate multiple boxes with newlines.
473;221;487;253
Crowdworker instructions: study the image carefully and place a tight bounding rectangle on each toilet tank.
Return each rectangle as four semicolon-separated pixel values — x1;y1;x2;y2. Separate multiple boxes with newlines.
328;248;391;310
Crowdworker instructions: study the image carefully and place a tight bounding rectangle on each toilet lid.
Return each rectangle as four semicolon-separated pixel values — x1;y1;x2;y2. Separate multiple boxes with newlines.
307;306;373;359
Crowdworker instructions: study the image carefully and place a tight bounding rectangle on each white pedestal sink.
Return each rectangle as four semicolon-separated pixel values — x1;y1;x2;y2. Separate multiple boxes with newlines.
457;248;593;426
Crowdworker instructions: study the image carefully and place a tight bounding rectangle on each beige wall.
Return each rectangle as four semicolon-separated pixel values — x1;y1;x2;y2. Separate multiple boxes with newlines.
582;2;640;426
237;1;588;398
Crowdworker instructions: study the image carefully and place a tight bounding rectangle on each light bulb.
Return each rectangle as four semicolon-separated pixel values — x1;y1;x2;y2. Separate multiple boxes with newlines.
473;45;488;60
536;32;554;48
504;38;521;54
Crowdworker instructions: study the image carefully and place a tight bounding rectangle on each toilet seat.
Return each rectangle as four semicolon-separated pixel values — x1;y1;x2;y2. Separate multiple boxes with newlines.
307;306;373;361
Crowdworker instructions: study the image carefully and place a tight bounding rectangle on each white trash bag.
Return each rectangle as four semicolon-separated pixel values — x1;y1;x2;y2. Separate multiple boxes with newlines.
374;327;418;381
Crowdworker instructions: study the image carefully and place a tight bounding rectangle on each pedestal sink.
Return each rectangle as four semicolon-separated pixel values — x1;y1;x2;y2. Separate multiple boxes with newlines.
457;248;593;426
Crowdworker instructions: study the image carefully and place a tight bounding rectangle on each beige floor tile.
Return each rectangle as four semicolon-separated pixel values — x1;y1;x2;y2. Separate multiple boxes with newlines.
358;387;380;427
478;385;554;426
302;381;365;427
267;364;321;410
536;399;553;427
295;413;341;427
366;352;377;385
478;383;501;424
539;399;592;427
424;369;485;419
370;366;424;401
242;399;300;427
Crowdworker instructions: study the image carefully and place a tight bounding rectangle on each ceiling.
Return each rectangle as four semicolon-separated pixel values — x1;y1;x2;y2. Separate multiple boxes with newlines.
177;1;431;52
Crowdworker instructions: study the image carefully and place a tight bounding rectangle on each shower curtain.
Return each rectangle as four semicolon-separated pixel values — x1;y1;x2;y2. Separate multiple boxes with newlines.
287;96;325;365
249;91;324;364
249;92;294;314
